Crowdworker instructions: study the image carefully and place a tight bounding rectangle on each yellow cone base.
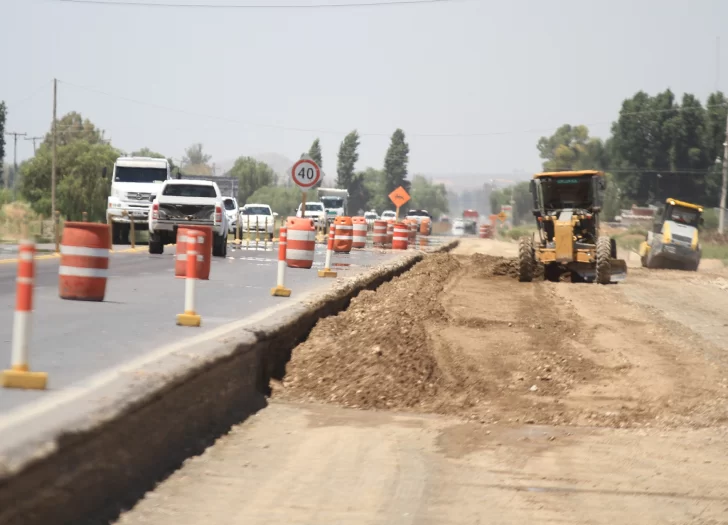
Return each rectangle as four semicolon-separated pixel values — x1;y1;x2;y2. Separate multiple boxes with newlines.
2;369;48;390
270;285;292;297
318;269;338;278
176;312;201;327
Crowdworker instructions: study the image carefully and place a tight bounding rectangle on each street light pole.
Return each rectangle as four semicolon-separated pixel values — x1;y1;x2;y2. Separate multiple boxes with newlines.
720;108;728;234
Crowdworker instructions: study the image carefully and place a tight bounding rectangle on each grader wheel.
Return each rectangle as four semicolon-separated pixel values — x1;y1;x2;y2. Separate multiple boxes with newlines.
596;236;612;285
518;236;535;282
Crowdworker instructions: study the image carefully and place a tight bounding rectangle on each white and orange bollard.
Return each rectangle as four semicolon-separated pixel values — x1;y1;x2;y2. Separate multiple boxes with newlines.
176;231;202;327
318;225;337;278
1;240;48;390
271;226;292;297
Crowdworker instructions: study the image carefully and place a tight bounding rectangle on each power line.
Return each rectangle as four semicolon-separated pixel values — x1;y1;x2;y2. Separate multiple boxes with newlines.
59;0;463;8
6;81;53;108
58;79;728;141
24;135;44;154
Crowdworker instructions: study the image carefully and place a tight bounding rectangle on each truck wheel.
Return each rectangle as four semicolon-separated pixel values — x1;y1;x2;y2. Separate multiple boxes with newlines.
212;234;226;257
596;236;612;285
149;234;163;255
610;238;618;259
518;236;534;282
544;263;560;282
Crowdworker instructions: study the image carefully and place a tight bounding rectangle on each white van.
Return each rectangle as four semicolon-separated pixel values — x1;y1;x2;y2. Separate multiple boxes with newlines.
107;156;171;244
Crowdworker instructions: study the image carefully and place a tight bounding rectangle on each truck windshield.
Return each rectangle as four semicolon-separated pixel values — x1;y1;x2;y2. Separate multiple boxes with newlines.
408;210;429;217
242;206;271;215
305;204;323;211
115;166;167;183
540;177;593;210
162;184;216;198
223;199;236;211
320;197;344;208
669;206;700;227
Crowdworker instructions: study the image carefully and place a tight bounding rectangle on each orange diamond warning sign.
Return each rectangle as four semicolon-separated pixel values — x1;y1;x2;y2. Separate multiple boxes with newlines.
388;186;411;207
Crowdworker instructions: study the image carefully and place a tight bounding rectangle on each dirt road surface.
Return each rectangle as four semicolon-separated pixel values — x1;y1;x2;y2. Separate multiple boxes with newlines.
116;237;728;525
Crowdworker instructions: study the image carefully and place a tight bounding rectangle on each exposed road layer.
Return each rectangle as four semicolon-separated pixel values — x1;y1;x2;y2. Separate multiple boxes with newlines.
114;238;728;524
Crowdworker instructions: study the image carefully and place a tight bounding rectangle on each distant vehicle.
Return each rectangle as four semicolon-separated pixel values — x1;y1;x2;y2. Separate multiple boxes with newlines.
222;197;239;229
240;203;276;241
462;209;479;234
451;218;465;236
107;156;172;244
149;179;229;257
318;188;349;223
363;211;378;227
296;201;326;227
381;210;396;221
405;209;433;235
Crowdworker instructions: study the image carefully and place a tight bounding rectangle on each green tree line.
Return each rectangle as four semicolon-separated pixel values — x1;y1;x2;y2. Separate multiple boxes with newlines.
10;111;448;221
491;89;728;224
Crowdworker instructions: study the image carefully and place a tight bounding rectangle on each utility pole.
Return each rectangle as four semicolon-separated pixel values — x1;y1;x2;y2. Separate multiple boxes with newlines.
24;135;43;155
5;131;26;198
51;78;57;230
720;106;728;234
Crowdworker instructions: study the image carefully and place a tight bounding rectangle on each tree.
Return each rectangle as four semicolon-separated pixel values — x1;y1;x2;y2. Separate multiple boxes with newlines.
247;185;301;217
228;156;277;204
409;175;448;217
359;167;388;212
0;101;6;185
537;124;608;171
336;131;359;188
20;139;118;222
383;128;410;195
131;148;176;172
307;138;323;167
43;111;106;148
181;143;212;176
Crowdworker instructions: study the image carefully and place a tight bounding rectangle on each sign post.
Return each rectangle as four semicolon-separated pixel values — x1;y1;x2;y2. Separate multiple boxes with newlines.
290;156;321;219
388;186;411;221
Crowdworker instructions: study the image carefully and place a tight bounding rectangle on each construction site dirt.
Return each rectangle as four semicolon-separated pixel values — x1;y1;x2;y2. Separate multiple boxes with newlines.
116;237;728;525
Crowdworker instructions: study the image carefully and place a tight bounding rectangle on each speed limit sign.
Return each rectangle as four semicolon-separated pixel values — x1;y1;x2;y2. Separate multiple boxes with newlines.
291;158;321;189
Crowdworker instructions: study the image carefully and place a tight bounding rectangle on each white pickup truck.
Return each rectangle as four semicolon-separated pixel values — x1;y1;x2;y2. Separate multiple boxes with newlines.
148;179;229;257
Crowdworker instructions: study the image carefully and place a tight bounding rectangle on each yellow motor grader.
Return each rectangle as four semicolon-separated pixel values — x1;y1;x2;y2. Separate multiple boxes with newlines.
518;170;627;284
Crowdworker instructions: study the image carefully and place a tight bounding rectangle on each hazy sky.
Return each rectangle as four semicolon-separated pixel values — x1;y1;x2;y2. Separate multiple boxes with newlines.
2;0;728;187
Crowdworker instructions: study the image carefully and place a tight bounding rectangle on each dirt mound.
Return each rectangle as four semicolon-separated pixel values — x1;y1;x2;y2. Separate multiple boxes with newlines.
470;253;520;278
276;253;461;411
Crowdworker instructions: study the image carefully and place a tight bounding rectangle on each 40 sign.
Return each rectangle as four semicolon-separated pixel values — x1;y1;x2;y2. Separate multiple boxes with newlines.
291;158;321;190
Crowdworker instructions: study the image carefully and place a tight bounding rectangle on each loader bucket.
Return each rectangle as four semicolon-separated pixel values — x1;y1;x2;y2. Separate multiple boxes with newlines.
609;258;628;282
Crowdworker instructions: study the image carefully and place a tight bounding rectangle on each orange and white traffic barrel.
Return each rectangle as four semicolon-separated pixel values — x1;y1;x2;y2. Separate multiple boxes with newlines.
479;224;488;238
392;222;409;250
333;216;353;253
406;220;417;244
271;226;292;296
175;226;213;280
1;240;48;390
286;217;316;269
386;220;395;247
59;222;110;302
352;216;367;249
373;220;387;246
420;218;431;236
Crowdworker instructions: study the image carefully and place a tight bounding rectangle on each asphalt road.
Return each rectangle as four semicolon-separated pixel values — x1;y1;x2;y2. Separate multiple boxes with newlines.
0;239;443;413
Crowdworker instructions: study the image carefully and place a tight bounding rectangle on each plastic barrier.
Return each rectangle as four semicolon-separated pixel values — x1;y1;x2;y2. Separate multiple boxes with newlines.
373;220;387;246
318;225;338;278
1;240;48;390
405;220;417;244
175;226;213;280
386;220;395;247
271;226;292;296
392;222;409;250
479;224;493;239
176;231;204;327
59;222;110;302
352;216;367;249
333;216;354;253
420;218;431;236
286;217;316;269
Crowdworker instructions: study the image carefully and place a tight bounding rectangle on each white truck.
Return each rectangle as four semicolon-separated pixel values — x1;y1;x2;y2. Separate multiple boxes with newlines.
239;203;276;241
295;201;327;227
107;156;172;244
148;179;229;257
317;188;349;223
